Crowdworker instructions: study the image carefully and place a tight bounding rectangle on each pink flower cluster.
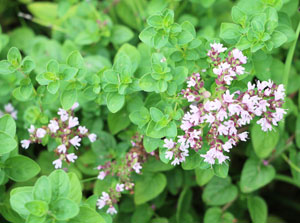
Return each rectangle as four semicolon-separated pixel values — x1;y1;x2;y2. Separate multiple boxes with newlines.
21;103;97;169
164;43;286;165
0;103;18;120
96;135;155;215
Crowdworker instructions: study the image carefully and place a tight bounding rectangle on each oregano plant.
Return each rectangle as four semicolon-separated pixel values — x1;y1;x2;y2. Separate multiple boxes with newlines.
0;0;300;223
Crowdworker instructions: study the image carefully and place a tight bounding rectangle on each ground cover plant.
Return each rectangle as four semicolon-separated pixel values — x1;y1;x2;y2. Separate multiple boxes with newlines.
0;0;300;222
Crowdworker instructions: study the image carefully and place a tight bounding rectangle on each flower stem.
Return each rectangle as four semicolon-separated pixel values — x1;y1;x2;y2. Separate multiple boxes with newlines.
283;20;300;88
81;176;98;183
281;153;300;173
275;174;300;188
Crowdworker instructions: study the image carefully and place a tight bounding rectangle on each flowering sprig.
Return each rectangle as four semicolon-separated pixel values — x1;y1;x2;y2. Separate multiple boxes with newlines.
164;43;286;166
0;103;18;120
20;103;97;169
96;135;156;215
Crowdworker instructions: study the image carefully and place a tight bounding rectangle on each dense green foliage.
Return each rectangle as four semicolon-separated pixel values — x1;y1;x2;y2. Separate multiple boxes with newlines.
0;0;300;222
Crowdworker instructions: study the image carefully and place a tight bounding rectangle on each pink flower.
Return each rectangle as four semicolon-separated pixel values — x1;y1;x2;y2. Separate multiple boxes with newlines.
171;158;180;166
66;153;78;162
274;84;285;101
58;108;68;122
68;116;79;128
187;94;195;102
48;120;59;133
238;132;248;141
187;79;196;87
101;192;110;201
28;125;35;134
116;183;125;192
218;124;228;136
21;139;30;149
107;206;117;215
165;151;173;160
71;102;79;110
52;159;62;169
210;43;227;53
36;128;46;138
78;126;88;134
133;162;142;173
223;90;235;103
98;171;106;180
231;48;247;64
4;103;14;113
57;144;67;153
69;136;81;148
163;138;176;149
216;109;228;121
257;118;272;132
97;199;106;209
88;133;97;142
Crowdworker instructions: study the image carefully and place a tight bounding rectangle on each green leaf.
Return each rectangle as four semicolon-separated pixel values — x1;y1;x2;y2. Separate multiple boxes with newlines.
60;87;77;110
202;177;238;205
134;173;167;205
213;163;229;178
7;47;22;66
71;206;105;223
46;59;59;74
10;187;33;218
33;176;52;203
231;6;246;25
0;114;16;137
220;23;241;43
139;73;157;92
204;207;235;223
0;60;14;75
103;69;119;84
27;2;57;22
47;81;60;94
106;93;125;113
177;30;194;45
147;15;164;28
51;198;79;220
26;215;46;223
108;108;130;135
296;115;300;149
150;107;164;122
129;107;150;128
25;200;48;217
240;158;275;193
21;57;35;74
49;170;70;202
143;136;161;153
4;155;40;182
195;168;214;186
247;196;268;223
111;25;134;45
67;173;82;204
251;124;279;158
131;204;154;223
67;51;84;68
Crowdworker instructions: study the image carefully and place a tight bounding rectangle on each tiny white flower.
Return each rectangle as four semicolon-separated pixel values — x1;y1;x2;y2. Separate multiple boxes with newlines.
71;102;79;110
132;162;142;174
88;133;97;143
78;126;88;134
116;183;125;192
36;128;47;138
106;206;117;215
28;125;35;134
97;199;106;209
69;136;81;149
66;153;78;163
57;144;67;154
68;116;79;128
21;139;30;149
52;159;62;169
48;120;59;133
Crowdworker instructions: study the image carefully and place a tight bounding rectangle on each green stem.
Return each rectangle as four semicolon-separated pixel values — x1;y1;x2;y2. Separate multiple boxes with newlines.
281;153;300;173
80;176;98;183
283;20;300;88
275;174;300;188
